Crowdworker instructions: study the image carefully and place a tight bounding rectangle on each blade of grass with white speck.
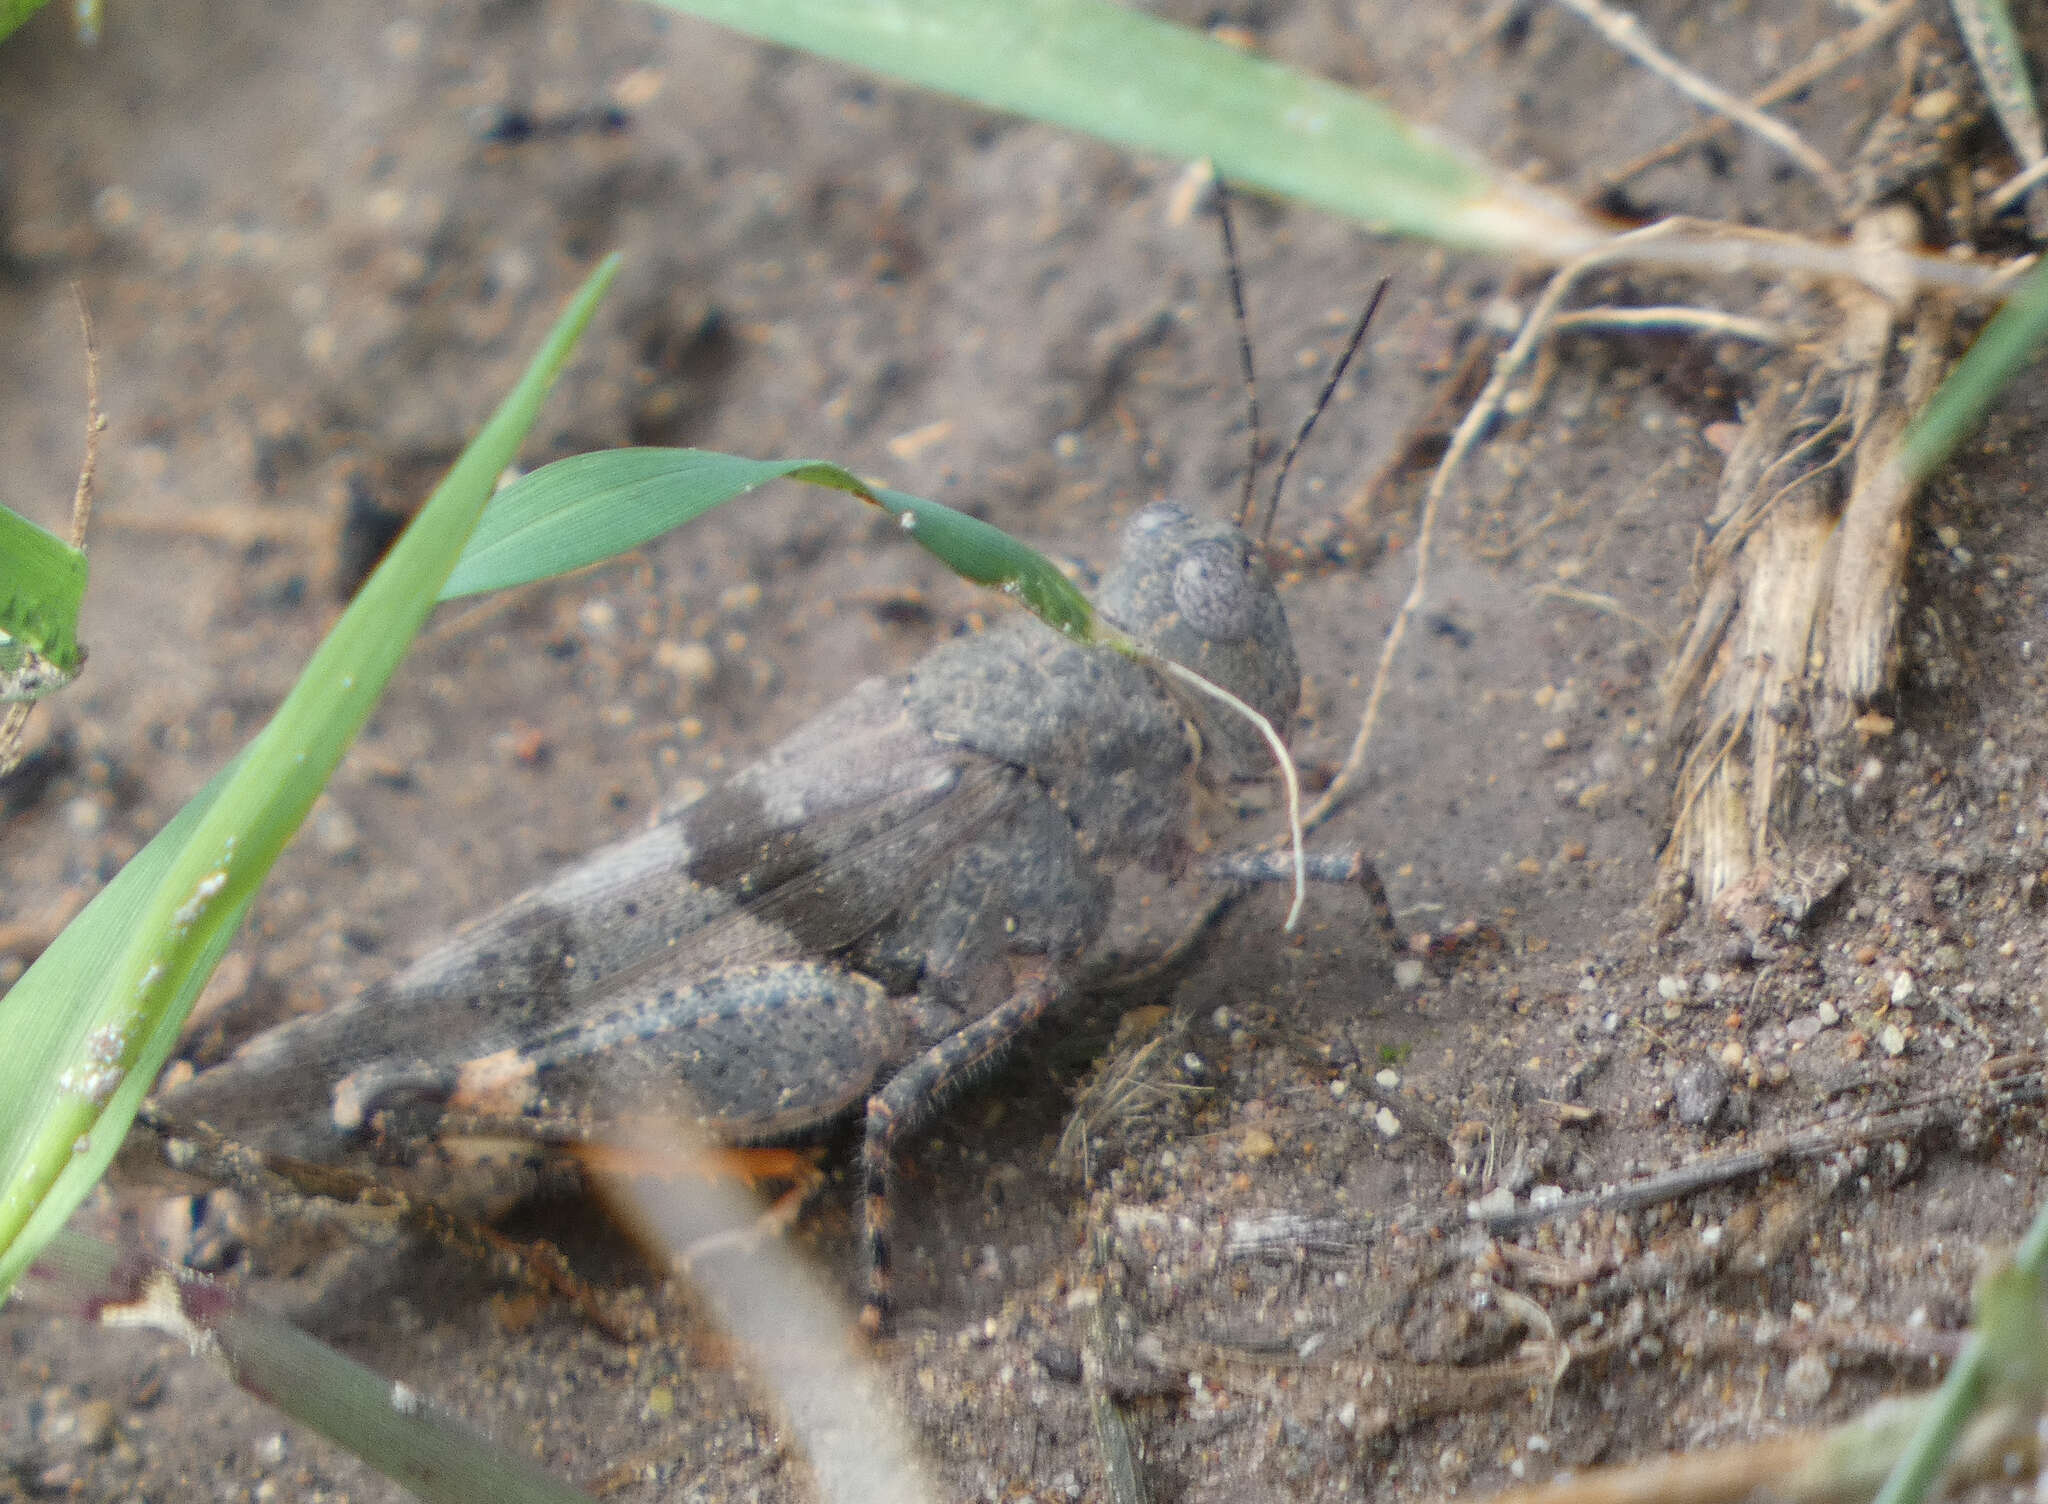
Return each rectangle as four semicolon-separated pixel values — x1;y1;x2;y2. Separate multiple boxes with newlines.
0;500;88;702
0;254;622;1301
445;446;1103;644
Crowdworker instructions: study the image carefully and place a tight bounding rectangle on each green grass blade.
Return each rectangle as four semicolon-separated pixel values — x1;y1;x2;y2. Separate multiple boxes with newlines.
1869;1197;2048;1504
0;255;622;1301
645;0;1603;256
444;446;1100;642
0;0;54;44
1897;253;2048;488
0;500;89;701
34;1231;594;1504
1948;0;2044;169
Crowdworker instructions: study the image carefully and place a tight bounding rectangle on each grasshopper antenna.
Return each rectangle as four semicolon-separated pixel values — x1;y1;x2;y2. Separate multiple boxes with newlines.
1253;275;1390;544
1214;174;1265;535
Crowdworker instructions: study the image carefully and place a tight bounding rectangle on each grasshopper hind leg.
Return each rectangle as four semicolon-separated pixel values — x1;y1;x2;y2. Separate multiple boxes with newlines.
858;965;1065;1337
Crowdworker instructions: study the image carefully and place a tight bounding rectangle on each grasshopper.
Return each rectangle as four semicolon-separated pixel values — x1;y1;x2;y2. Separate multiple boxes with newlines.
153;242;1393;1335
154;500;1337;1332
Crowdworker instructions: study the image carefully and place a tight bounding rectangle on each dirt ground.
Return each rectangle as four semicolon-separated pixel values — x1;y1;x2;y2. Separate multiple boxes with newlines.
4;0;2048;1500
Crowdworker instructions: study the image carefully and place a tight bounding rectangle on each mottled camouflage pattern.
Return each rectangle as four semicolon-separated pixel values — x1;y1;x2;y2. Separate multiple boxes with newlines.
154;502;1299;1322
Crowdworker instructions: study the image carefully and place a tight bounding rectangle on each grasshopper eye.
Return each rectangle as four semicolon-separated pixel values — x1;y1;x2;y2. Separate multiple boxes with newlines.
1172;537;1258;642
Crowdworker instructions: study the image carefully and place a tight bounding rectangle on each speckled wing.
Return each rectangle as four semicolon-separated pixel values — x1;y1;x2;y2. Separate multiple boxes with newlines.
159;687;1029;1156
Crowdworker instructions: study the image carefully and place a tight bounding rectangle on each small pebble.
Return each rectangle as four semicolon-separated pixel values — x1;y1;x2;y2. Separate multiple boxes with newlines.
1240;1127;1278;1160
1469;1186;1517;1219
1783;1351;1833;1406
1674;1061;1729;1127
1881;1024;1908;1058
1373;1106;1401;1139
312;803;359;857
71;1399;117;1453
91;184;137;230
655;639;717;686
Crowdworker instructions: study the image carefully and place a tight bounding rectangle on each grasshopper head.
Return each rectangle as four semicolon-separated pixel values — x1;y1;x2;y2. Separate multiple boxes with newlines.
1095;502;1300;781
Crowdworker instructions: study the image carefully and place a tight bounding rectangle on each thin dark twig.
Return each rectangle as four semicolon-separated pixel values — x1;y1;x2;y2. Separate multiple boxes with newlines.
1256;276;1389;542
1213;175;1263;533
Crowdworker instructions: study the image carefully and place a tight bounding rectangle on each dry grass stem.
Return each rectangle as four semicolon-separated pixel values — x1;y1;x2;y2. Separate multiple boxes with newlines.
1547;305;1793;344
1310;219;1684;830
1460;1394;2040;1504
67;288;103;552
1533;583;1670;643
1618;217;2013;302
1596;0;1916;194
1987;152;2048;212
1551;0;1851;206
0;294;103;780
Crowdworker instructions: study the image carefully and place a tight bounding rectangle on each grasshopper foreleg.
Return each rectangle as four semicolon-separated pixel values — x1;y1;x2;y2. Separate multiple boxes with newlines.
1204;848;1404;952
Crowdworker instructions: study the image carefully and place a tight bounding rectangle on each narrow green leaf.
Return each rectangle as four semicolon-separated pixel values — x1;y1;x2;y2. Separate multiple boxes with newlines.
0;0;54;45
1869;1196;2048;1504
1948;0;2044;169
0;256;622;1300
36;1232;594;1504
646;0;1602;257
1897;252;2048;487
863;482;1099;642
0;501;89;701
443;447;789;596
444;446;1099;643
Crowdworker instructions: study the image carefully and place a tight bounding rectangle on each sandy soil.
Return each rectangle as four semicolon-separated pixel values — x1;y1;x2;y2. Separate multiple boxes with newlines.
3;1;2047;1500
